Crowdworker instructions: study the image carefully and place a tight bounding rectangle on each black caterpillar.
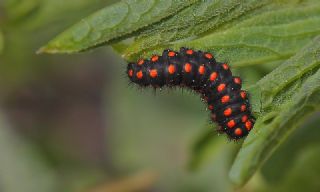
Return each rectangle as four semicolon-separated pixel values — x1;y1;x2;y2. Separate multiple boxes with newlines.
127;47;255;140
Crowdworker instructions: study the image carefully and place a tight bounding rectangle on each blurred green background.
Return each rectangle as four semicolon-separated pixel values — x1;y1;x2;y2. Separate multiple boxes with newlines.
1;1;320;192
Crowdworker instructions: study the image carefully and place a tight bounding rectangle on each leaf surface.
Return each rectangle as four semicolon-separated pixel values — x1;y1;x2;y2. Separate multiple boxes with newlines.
124;3;320;67
39;0;197;53
229;36;320;186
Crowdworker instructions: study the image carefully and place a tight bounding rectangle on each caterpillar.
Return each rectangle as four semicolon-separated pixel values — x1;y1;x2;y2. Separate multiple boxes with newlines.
127;47;255;140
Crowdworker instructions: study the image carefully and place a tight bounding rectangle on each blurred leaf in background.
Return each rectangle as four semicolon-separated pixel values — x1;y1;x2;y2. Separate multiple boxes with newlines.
0;30;3;53
0;114;58;192
1;0;117;90
0;0;121;191
261;112;320;192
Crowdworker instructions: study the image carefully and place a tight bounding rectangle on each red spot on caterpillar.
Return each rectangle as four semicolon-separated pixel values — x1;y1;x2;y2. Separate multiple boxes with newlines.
151;55;159;62
198;65;205;75
234;128;242;136
227;120;235;128
217;84;226;92
208;105;214;110
240;91;246;99
210;72;218;81
168;51;176;57
245;121;252;130
242;115;248;123
234;77;241;84
149;69;158;78
168;64;176;74
224;108;232;117
136;71;143;79
222;63;229;70
137;59;144;65
241;104;246;112
128;69;133;77
205;53;213;59
186;49;194;55
184;63;192;73
221;95;230;103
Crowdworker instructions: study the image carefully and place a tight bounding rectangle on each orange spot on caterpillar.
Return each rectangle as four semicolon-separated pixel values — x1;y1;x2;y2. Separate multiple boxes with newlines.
149;69;158;78
186;49;194;55
240;91;246;99
205;53;213;59
242;115;248;123
241;104;246;112
184;63;192;73
168;64;176;74
221;95;230;103
227;120;235;128
217;84;226;92
234;77;241;84
198;65;205;75
224;108;232;117
222;63;229;70
136;71;143;79
209;72;218;81
168;51;176;57
137;59;144;65
151;55;159;62
245;121;252;130
234;128;243;136
128;69;133;77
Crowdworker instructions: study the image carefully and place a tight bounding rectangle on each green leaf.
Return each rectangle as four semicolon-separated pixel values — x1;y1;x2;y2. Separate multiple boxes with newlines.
38;0;198;53
185;5;320;67
123;2;320;66
123;0;272;58
229;36;320;186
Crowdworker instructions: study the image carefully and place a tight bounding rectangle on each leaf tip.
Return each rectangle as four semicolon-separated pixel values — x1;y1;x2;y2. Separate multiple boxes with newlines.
36;44;76;54
36;47;46;54
228;168;243;187
36;42;62;54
